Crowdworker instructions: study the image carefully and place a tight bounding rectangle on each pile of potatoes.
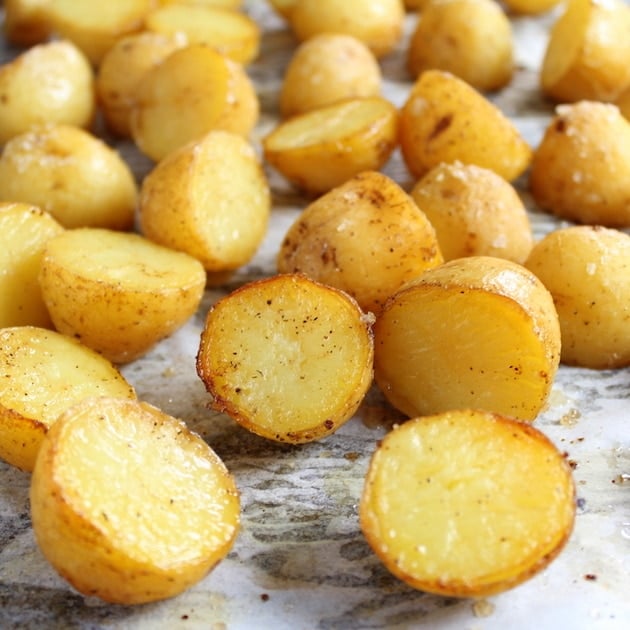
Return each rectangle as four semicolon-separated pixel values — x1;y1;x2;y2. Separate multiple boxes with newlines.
1;0;629;609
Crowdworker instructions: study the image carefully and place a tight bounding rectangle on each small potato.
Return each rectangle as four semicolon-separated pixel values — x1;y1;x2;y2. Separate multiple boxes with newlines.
373;256;561;422
360;409;576;598
3;0;52;46
0;124;138;230
541;0;630;103
529;101;630;227
501;0;563;14
131;44;259;162
277;171;443;314
145;4;260;65
525;226;630;369
0;202;64;329
96;31;187;138
410;161;533;263
0;40;95;146
407;0;514;92
196;274;375;444
399;70;531;181
263;96;399;195
39;228;207;364
140;131;271;274
0;327;135;472
30;397;240;604
289;0;405;59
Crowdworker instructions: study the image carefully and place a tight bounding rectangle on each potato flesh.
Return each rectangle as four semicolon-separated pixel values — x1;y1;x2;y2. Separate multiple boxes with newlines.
360;410;575;597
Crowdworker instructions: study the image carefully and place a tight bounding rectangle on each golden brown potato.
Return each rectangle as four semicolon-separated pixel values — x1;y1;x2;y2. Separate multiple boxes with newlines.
0;124;138;230
3;0;52;46
410;161;533;263
360;409;576;598
280;33;382;118
263;96;399;195
267;0;297;19
525;226;630;369
39;228;207;364
30;396;240;604
0;327;135;472
501;0;562;14
530;101;630;227
404;0;428;9
289;0;405;59
399;70;531;181
130;44;259;162
615;85;630;121
96;31;187;138
196;274;375;443
144;4;260;65
0;40;95;145
407;0;514;92
0;202;64;329
541;0;630;103
277;171;443;314
140;131;271;273
373;256;561;422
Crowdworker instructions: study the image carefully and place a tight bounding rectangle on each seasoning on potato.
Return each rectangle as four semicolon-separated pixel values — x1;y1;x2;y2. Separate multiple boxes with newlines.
0;327;135;472
39;228;207;364
0;124;138;230
277;171;443;314
263;96;399;195
410;161;533;263
196;274;375;444
407;0;514;92
399;70;532;181
529;101;630;227
525;225;630;369
360;409;576;598
373;256;561;422
30;396;240;604
140;130;270;275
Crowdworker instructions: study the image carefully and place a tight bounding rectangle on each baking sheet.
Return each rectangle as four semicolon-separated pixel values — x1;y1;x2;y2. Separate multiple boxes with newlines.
1;2;630;629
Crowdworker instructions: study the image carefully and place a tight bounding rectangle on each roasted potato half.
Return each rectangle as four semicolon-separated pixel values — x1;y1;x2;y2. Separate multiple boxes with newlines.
525;226;630;369
4;0;52;46
263;96;399;195
373;256;561;422
30;397;240;604
277;171;443;314
39;228;207;364
0;327;135;472
196;274;375;444
360;409;576;597
399;70;531;181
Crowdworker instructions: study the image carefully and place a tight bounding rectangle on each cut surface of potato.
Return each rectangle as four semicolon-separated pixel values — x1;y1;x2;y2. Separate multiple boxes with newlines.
39;228;207;364
263;96;398;194
0;202;64;329
197;274;374;443
277;171;443;314
0;327;135;472
373;256;561;421
30;397;240;604
360;409;576;597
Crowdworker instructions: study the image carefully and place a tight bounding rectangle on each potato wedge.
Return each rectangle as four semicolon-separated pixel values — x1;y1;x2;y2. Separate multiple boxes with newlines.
277;171;443;314
0;202;64;329
131;44;259;162
30;397;240;604
541;0;630;103
360;409;576;597
399;70;531;181
196;274;374;443
39;228;207;364
373;256;561;422
525;226;630;369
410;162;533;263
263;96;398;195
0;40;95;145
0;124;138;230
0;327;135;472
529;101;630;227
139;130;270;273
3;0;52;46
